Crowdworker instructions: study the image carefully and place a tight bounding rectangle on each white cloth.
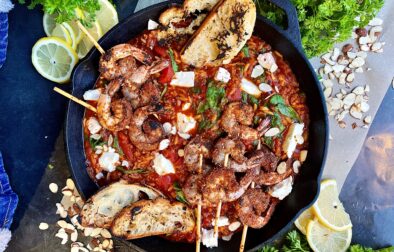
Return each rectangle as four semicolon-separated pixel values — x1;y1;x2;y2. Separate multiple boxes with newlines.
0;0;13;13
0;229;11;252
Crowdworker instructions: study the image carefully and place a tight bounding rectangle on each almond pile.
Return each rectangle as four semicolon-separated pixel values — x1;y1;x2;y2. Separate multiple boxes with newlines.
318;17;384;129
40;178;114;252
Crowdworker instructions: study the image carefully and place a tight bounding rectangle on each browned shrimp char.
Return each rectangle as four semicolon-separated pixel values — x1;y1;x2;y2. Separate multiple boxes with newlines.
220;102;258;141
235;188;278;229
128;104;165;151
254;160;293;186
248;145;279;172
96;80;132;132
99;44;153;80
123;80;162;109
201;166;259;203
212;137;248;172
183;135;213;172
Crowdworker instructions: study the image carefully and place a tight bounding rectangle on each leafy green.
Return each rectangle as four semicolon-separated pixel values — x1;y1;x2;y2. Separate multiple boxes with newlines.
19;0;101;26
242;91;259;106
259;246;279;252
270;94;285;105
89;136;104;149
197;81;226;114
116;167;147;174
173;182;189;205
198;116;215;132
349;245;394;252
269;94;300;122
113;136;123;156
271;112;285;132
255;0;384;57
242;45;250;57
263;136;273;149
168;48;178;72
249;95;259;105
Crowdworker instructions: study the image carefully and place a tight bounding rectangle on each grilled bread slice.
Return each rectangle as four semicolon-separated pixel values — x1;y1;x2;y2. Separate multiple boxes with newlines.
80;180;161;228
181;0;256;67
111;198;195;239
157;0;221;44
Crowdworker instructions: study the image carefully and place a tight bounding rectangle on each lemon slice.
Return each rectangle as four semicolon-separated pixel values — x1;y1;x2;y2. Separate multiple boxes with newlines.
96;0;118;34
32;37;78;83
43;13;58;36
76;21;102;59
312;179;352;231
306;218;352;252
61;22;78;50
51;23;73;46
66;20;84;45
295;207;314;235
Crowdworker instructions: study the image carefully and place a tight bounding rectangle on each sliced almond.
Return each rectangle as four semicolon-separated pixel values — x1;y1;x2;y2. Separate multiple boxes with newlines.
360;102;370;112
346;73;355;83
100;229;112;239
228;221;241;231
264;127;280;137
355;67;363;73
299;150;308;163
49;183;58;193
338;121;346;128
369;17;383;26
324;88;332;99
322;79;333;88
360;44;370;52
276;162;287;174
55;231;68;245
90;228;102;237
350;105;363;119
349;57;365;68
364;115;372;124
292;160;301;174
343;93;356;106
70;230;78;242
352;86;365;95
39;222;49;230
62;189;73;197
66;179;75;191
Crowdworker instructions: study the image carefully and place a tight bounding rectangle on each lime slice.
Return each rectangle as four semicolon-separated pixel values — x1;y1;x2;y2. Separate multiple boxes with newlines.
312;179;352;231
51;23;73;46
43;13;58;36
306;219;352;252
31;37;78;83
96;0;118;34
295;207;314;235
76;21;102;59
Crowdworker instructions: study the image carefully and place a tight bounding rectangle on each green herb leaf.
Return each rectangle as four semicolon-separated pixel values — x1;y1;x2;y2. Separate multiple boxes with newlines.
161;84;168;98
168;48;178;72
249;94;259;105
242;45;250;57
282;230;310;252
113;136;124;156
116;167;147;174
241;91;248;104
277;104;300;122
263;136;273;149
173;182;189;205
197;81;225;114
89;136;104;149
271;112;285;132
258;246;279;252
270;94;285;105
198;117;214;132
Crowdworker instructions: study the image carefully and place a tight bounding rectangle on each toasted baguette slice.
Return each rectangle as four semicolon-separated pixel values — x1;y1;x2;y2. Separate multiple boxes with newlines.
157;0;221;44
181;0;256;67
111;198;195;240
80;180;161;228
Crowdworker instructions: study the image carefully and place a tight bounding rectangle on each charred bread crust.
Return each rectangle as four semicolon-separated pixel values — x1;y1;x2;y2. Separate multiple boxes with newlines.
111;198;195;239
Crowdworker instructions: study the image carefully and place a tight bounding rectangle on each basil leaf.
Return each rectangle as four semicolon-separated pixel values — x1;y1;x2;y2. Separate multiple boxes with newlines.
263;136;273;149
89;136;104;149
271;112;285;132
270;94;285;105
249;95;260;105
173;182;189;205
277;104;300;122
242;45;250;57
113;136;124;156
241;91;248;104
116;167;147;174
168;48;178;72
197;81;225;114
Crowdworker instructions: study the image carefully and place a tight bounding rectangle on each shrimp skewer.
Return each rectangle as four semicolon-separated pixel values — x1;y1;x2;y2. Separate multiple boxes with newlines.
76;21;105;54
195;154;203;252
213;153;228;241
239;141;261;252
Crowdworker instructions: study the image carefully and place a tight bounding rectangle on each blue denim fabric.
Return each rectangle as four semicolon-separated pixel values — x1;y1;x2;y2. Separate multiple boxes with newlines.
0;152;18;229
0;13;8;68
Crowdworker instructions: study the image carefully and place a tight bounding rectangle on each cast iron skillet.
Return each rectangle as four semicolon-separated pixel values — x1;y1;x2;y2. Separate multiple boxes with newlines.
65;0;328;251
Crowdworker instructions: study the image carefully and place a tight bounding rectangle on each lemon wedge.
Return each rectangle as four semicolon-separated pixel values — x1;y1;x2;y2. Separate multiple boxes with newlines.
76;21;102;59
306;218;352;252
312;179;352;231
31;37;78;83
51;23;73;46
96;0;119;34
295;207;314;235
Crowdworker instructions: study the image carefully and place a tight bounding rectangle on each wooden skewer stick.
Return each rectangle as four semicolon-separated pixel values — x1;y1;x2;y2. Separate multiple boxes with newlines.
213;153;229;239
53;87;97;113
239;141;261;252
76;21;105;55
195;154;204;252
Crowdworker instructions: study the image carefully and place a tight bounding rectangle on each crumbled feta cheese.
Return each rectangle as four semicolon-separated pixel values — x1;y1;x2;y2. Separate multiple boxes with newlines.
251;65;264;78
90;133;101;140
214;67;231;83
201;229;218;248
159;139;170;150
258;83;273;92
148;19;159;30
152;153;175;176
87;117;102;134
270;176;293;200
98;152;120;172
177;113;196;133
121;160;129;167
282;123;304;158
211;216;229;227
241;78;261;97
163;122;177;135
258;52;278;72
170;71;195;87
178;132;191;140
83;89;101;101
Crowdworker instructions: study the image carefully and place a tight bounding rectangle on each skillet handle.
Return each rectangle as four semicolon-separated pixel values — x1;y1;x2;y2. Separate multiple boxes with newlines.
265;0;302;49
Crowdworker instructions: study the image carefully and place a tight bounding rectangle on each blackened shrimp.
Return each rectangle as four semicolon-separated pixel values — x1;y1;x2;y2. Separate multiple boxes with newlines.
183;174;211;207
201;166;259;203
212;137;247;171
220;102;258;141
235;188;278;229
128;104;165;151
96;79;132;131
125;59;169;86
99;44;153;80
183;135;213;172
123;80;162;109
254;159;293;186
